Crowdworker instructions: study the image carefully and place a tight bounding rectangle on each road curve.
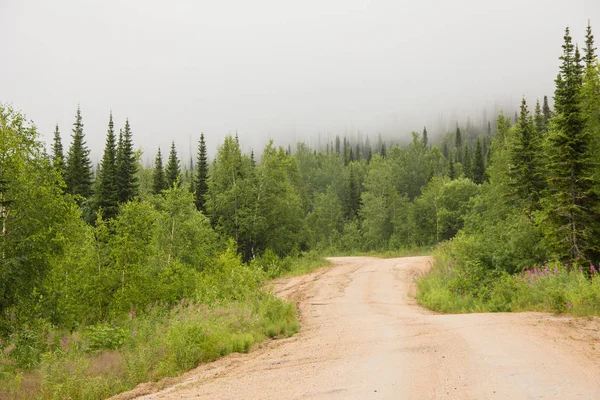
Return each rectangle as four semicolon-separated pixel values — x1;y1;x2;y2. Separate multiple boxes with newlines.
120;256;600;400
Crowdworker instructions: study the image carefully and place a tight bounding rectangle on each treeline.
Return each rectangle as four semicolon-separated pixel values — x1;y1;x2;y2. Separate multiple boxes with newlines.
1;21;599;389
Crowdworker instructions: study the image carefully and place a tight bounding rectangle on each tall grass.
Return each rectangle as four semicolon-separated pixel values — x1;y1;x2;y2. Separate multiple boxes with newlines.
417;257;600;315
0;254;326;399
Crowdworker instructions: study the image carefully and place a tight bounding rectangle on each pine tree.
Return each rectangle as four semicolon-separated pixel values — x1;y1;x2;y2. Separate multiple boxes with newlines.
380;142;387;158
487;121;492;136
51;124;65;177
509;98;544;213
355;142;361;161
513;110;518;126
335;135;341;154
542;95;552;125
455;125;463;163
544;27;598;264
115;118;138;203
584;20;597;69
152;147;167;194
165;141;181;187
366;147;372;163
96;112;119;219
534;99;546;134
65;106;93;200
463;142;472;179
194;133;209;212
472;137;486;184
448;155;456;180
422;126;428;147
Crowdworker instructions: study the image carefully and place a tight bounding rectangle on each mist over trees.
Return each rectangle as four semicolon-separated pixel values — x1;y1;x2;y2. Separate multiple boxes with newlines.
0;21;599;398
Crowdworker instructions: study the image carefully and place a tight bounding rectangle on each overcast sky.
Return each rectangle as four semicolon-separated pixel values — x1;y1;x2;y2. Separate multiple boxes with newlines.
1;0;598;164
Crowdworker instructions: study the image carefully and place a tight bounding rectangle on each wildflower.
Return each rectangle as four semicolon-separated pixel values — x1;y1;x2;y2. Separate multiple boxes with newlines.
554;266;559;275
566;301;573;308
61;337;67;345
591;265;597;274
129;310;137;319
544;266;550;275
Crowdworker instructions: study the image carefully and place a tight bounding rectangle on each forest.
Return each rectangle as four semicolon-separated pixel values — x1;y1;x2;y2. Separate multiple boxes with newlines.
0;23;599;399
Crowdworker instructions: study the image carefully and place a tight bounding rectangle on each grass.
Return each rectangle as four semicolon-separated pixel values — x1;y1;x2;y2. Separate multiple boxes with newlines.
0;255;326;400
416;257;600;316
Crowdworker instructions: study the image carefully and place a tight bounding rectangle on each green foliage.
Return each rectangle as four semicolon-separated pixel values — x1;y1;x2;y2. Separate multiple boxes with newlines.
96;113;119;220
165;141;181;188
152;147;167;194
64;106;93;200
116;119;139;203
193;133;209;212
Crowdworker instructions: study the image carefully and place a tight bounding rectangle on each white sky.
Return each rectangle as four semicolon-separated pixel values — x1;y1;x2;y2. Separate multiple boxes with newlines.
1;0;598;164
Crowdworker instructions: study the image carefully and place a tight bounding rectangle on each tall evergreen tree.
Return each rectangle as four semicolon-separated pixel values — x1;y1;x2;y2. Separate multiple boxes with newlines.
194;133;209;212
448;155;456;180
509;98;544;213
51;124;65;177
534;99;546;134
455;125;463;162
422;126;428;147
380;142;387;158
472;137;486;184
165;141;181;187
542;95;552;125
584;20;596;68
487;121;492;136
115;119;138;203
152;147;167;194
96;112;119;219
544;27;598;264
65;106;93;200
335;135;341;154
463;143;472;179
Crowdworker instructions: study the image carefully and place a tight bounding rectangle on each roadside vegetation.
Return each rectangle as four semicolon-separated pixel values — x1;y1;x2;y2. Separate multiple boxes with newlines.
417;25;600;316
1;22;599;399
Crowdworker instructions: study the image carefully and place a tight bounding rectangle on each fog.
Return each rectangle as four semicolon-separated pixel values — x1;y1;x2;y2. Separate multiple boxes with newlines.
1;0;598;164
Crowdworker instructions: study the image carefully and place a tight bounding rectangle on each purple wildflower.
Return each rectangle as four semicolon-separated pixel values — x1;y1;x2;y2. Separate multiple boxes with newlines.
566;301;573;308
554;266;559;275
61;337;67;345
591;265;597;274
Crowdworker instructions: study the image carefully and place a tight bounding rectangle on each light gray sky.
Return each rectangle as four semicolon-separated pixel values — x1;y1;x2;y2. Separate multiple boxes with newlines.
1;0;598;164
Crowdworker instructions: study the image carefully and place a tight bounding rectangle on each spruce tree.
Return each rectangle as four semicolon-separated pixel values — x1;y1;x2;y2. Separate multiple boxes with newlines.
509;98;544;212
487;121;492;136
194;134;209;212
165;141;181;187
542;95;552;125
584;20;596;68
448;155;456;180
472;137;486;184
51;124;65;177
463;142;472;179
422;126;428;147
115;119;138;203
544;27;598;264
65;106;93;200
534;99;546;134
96;112;119;219
455;125;463;163
380;142;387;158
152;148;167;194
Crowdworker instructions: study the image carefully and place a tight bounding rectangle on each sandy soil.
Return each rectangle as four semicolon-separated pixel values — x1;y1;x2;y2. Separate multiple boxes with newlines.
113;256;600;400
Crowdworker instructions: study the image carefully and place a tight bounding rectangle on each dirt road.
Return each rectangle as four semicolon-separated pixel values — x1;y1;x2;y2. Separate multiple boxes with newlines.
122;257;600;399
